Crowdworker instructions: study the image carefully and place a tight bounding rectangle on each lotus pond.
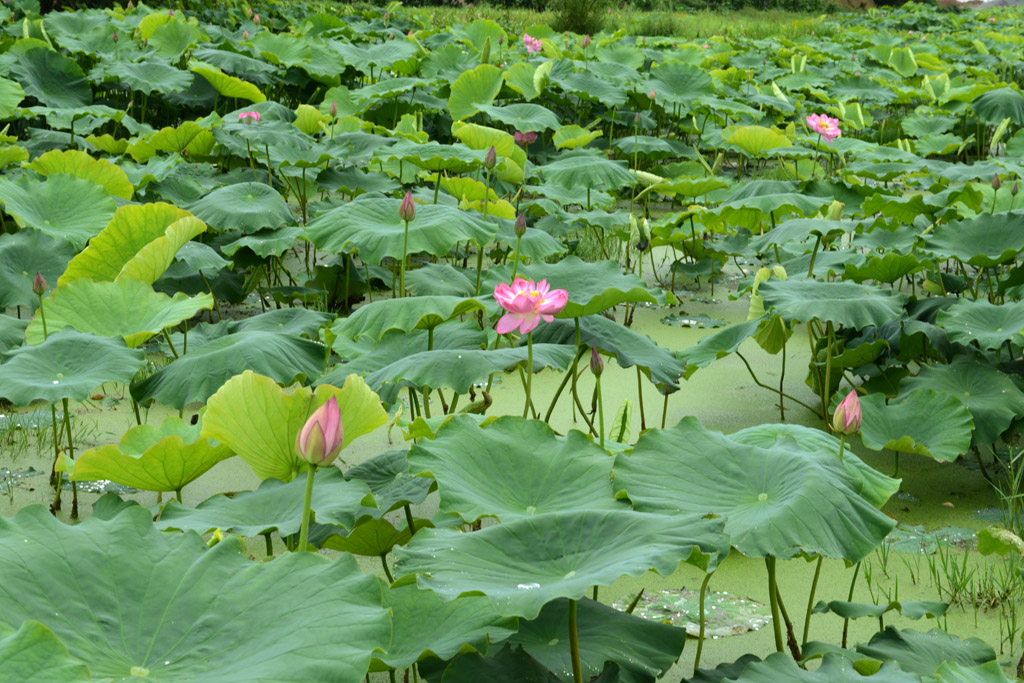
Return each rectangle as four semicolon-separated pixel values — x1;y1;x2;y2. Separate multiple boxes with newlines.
4;0;1024;681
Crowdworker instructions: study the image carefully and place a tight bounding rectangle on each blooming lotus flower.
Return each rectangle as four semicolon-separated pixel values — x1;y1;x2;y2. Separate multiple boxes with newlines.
806;113;841;142
702;43;709;49
523;33;542;53
238;111;260;124
514;130;537;147
494;278;568;335
832;390;861;435
296;396;344;466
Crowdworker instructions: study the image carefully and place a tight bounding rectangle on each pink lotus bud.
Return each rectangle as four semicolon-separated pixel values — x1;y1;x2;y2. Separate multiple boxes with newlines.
832;391;861;435
634;111;641;125
1013;182;1019;196
514;212;527;237
32;271;46;297
907;29;913;35
168;8;173;15
498;34;505;45
296;396;344;466
253;13;260;24
243;29;249;39
993;174;1002;190
238;111;260;124
590;347;604;376
126;0;134;8
702;43;709;49
484;145;497;169
582;34;591;48
514;130;537;147
399;191;416;222
112;30;118;42
329;101;337;117
649;89;656;100
245;6;252;16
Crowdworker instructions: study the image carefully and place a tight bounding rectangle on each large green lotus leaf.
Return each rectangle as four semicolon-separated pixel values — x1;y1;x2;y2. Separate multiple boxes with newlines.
923;211;1024;267
0;230;75;310
149;121;209;154
548;66;628;108
201;371;387;482
0;505;389;682
190;62;266;102
705;194;832;231
375;584;517;671
25;279;212;348
28;149;134;200
678;317;763;379
362;344;575;394
332;296;488;342
0;328;143;407
486;257;674;318
477;103;561;132
70;416;233;493
156;467;373;536
747;219;857;252
221;226;303;258
7;46;91;108
539;154;635;191
648;61;714;101
728;126;791;156
614;417;896;561
305;198;497;265
936;298;1024;350
0;174;116;249
321;516;425;556
345;450;434;516
131;332;325;411
102;59;193;95
150;19;204;58
972;87;1024;126
421;643;566;683
60;203;195;285
531;315;685;392
901;357;1024;446
188;182;293;234
448;63;504;121
717;652;919;682
0;620;90;682
855;628;996;677
377;139;484;173
513;597;685;683
758;279;907;329
728;423;899;510
843;253;924;286
395;509;726;619
452;122;527;170
497;222;567;262
0;76;25;119
408;415;618;523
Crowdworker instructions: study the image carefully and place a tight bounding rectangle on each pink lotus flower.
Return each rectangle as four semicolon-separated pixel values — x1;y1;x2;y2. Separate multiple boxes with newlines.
494;278;568;334
649;89;656;100
238;110;260;124
702;43;709;49
296;396;344;466
806;113;841;142
989;16;996;22
523;33;542;53
832;390;861;435
399;190;415;222
514;130;537;147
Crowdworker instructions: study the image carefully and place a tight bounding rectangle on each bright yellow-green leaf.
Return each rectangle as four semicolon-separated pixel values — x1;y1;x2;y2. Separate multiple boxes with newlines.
190;63;266;103
0;145;28;169
85;134;130;155
28;149;133;199
150;121;208;154
293;103;325;135
553;125;601;150
504;62;538;100
117;216;206;284
201;371;388;482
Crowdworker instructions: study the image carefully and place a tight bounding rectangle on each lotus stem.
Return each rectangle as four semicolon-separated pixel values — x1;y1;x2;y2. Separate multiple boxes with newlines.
636;366;646;430
400;218;409;297
162;329;180;359
380;553;395;583
404;503;417;536
802;555;824;646
264;532;274;558
838;433;846;463
779;339;787;421
766;557;784;653
841;561;861;648
296;465;317;552
596;373;605;449
523;332;534;419
823;321;836;425
571;319;582;423
545;346;587;422
49;403;61;513
775;581;801;659
61;398;77;518
568;598;583;683
806;234;821;278
474;170;493;296
692;570;714;674
510;234;523;281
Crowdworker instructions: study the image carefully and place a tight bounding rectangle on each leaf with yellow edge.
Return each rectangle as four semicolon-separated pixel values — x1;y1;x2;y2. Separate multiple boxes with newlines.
69;416;232;493
451;121;527;169
293;103;326;135
201;371;388;482
118;216;206;283
553;125;601;150
26;279;213;347
190;63;266;103
441;176;499;203
60;203;194;285
138;12;172;40
504;62;538;100
465;198;516;220
0;145;28;170
28;149;133;200
727;126;791;156
150;121;208;154
85;134;129;155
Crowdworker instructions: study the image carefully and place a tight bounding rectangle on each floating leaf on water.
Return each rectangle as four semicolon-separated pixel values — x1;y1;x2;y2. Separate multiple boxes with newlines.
660;313;727;329
61;479;138;495
884;524;976;554
612;588;771;638
0;467;47;488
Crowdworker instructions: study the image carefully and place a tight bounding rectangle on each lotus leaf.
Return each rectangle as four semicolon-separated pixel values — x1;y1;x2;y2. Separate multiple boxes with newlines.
759;279;907;329
0;230;75;310
331;295;488;342
0;621;89;682
0;174;116;249
188;182;293;234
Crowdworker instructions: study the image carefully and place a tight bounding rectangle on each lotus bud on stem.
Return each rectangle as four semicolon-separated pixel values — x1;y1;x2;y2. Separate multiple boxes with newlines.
399;191;415;297
295;397;344;551
510;213;526;280
591;347;605;449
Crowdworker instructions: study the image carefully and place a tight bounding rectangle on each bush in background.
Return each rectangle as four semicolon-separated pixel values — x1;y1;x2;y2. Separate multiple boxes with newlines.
549;0;610;34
